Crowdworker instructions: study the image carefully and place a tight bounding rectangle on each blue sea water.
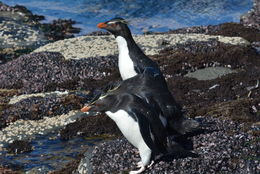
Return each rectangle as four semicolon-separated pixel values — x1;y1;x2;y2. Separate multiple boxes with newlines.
1;0;253;34
0;133;103;171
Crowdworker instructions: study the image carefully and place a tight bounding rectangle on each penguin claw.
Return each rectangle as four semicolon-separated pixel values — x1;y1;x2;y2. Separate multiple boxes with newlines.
148;160;154;168
129;165;146;174
136;161;142;167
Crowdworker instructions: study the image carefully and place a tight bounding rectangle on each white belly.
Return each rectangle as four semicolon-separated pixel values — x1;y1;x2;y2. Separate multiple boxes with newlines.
116;36;137;80
105;110;149;150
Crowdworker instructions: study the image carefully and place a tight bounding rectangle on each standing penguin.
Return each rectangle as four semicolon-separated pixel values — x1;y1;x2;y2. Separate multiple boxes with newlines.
97;17;162;80
81;89;168;174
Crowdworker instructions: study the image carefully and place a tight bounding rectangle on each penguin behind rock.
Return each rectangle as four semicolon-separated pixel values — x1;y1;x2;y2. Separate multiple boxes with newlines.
97;17;162;80
81;90;168;174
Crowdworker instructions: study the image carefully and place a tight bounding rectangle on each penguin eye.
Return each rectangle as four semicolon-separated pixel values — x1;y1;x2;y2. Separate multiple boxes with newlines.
95;103;101;107
110;23;117;27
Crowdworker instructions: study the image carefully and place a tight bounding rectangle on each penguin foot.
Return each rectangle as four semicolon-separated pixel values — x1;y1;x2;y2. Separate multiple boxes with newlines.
136;161;143;168
129;165;146;174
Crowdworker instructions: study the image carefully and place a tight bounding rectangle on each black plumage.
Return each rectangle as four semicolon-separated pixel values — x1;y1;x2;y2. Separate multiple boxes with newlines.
82;85;168;173
97;17;162;78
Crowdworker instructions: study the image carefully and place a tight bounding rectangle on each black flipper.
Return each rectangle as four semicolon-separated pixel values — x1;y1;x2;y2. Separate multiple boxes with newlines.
129;96;168;155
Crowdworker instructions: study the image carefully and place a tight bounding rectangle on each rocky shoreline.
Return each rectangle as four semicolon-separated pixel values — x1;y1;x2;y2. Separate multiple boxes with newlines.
79;116;259;174
0;1;80;64
0;1;260;174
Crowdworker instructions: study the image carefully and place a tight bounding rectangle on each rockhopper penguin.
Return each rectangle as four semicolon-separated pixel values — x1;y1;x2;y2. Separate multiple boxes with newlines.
97;18;199;135
81;86;168;174
97;17;162;80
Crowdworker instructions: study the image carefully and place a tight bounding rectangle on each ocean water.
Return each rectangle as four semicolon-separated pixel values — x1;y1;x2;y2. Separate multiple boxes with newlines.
0;133;104;171
1;0;253;34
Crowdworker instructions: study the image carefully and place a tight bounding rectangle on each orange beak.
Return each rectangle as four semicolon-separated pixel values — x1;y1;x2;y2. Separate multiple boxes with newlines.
81;105;92;112
97;22;108;29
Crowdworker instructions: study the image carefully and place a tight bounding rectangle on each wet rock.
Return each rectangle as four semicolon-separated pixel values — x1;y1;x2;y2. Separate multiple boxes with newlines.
6;140;32;154
0;20;47;49
0;2;48;62
0;2;44;23
0;2;81;63
0;18;47;63
0;2;14;11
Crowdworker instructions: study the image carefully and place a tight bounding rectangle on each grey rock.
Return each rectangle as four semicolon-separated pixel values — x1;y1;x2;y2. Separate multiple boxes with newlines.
185;67;237;81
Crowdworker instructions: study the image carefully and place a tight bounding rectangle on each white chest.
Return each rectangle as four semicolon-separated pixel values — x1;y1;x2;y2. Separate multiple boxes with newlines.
105;110;149;149
116;36;137;80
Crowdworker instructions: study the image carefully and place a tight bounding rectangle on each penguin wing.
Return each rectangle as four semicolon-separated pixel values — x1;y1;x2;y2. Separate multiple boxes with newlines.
130;104;167;154
130;108;156;151
134;65;161;77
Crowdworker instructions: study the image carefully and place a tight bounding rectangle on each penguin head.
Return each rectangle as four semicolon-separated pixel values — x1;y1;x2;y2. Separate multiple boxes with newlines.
97;17;131;38
81;93;116;113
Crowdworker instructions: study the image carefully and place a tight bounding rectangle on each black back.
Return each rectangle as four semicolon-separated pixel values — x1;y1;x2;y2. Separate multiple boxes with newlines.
92;73;184;135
